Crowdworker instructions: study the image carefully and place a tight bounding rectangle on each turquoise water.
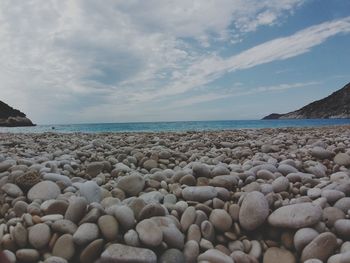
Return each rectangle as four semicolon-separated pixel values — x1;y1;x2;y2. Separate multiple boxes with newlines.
0;119;349;133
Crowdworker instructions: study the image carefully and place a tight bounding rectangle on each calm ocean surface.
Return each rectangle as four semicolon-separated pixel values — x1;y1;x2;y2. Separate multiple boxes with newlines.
0;119;349;133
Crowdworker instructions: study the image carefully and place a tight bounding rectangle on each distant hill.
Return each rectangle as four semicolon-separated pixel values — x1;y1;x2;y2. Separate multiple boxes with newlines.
262;82;350;119
0;101;35;127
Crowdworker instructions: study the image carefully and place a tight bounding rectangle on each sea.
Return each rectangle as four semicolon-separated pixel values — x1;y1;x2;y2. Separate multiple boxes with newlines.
0;119;349;133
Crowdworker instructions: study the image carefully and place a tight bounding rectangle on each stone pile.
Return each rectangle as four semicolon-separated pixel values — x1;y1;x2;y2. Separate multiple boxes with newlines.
0;126;350;262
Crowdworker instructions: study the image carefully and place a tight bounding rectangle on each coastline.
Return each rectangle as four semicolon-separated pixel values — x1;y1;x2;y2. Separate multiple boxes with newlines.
0;125;350;262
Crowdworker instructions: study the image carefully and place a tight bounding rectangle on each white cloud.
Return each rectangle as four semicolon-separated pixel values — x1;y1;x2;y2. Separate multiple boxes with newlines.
0;0;348;123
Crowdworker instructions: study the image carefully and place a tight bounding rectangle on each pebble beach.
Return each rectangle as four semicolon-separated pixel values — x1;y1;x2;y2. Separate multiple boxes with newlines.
1;125;350;263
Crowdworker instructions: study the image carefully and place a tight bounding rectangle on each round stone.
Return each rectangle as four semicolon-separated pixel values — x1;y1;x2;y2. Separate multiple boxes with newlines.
143;159;158;170
272;176;289;192
73;223;99;246
268;203;322;229
138;203;166;221
28;223;51;249
301;232;338;262
13;223;27;248
116;174;145;196
112;205;135;230
64;197;87;224
239;191;269;231
136;219;163;247
310;147;334;160
27;181;60;201
263;247;296;263
52;234;75;260
1;183;23;197
209;209;232;232
323;207;345;227
77;181;101;203
98;215;119;241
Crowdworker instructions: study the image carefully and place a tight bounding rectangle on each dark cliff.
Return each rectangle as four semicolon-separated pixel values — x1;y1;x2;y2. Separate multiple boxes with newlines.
0;101;35;127
262;82;350;119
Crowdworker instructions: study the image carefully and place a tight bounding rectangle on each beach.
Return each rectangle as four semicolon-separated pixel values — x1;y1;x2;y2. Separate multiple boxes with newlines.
1;125;350;263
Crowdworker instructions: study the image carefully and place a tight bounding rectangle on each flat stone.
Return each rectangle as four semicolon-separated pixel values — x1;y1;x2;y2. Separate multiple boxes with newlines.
182;186;217;202
192;162;211;178
301;232;338;262
86;162;104;177
117;174;145;196
52;234;75;260
43;173;71;186
101;244;157;263
239;191;269;231
73;223;99;246
143;159;158;170
28;223;51;249
42;200;69;215
98;215;119;241
310;147;335;160
268;203;322;229
263;247;296;263
27;181;60;201
136;219;163;247
138;203;166;221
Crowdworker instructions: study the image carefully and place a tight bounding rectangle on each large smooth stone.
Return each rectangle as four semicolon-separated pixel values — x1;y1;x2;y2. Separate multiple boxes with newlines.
136;219;163;247
268;203;322;228
263;247;296;263
52;219;78;235
239;191;269;231
301;232;337;262
28;223;51;249
310;147;335;160
43;173;71;186
198;249;234;263
73;223;99;246
101;244;157;263
27;181;60;201
79;239;104;263
16;249;40;262
192;162;211;178
182;186;217;202
328;251;350;263
112;205;135;230
117;174;145;196
52;234;75;260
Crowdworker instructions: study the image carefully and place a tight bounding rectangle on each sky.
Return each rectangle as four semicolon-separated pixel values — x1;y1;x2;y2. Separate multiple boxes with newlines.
0;0;349;124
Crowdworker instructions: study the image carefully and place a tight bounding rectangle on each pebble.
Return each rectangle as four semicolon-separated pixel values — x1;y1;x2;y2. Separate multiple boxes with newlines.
239;191;269;231
52;219;78;235
16;249;40;262
334;219;350;239
198;248;234;263
44;257;68;263
294;228;319;252
1;183;23;197
117;174;145;196
182;186;218;202
180;206;196;232
65;197;87;223
28;223;51;249
334;153;350;167
27;181;61;201
301;232;338;262
159;249;185;263
52;234;75;260
97;215;119;241
209;209;232;232
76;181;101;203
101;243;157;263
184;240;199;263
112;205;135;230
79;238;104;263
136;219;163;247
73;223;99;246
268;203;322;228
263;247;296;263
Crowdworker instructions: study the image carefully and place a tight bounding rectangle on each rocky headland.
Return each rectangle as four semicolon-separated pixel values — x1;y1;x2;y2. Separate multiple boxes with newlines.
0;101;35;127
0;126;350;262
263;82;350;119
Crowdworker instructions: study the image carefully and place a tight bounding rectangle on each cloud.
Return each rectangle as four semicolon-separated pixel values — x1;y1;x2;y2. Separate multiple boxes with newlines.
0;0;348;123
